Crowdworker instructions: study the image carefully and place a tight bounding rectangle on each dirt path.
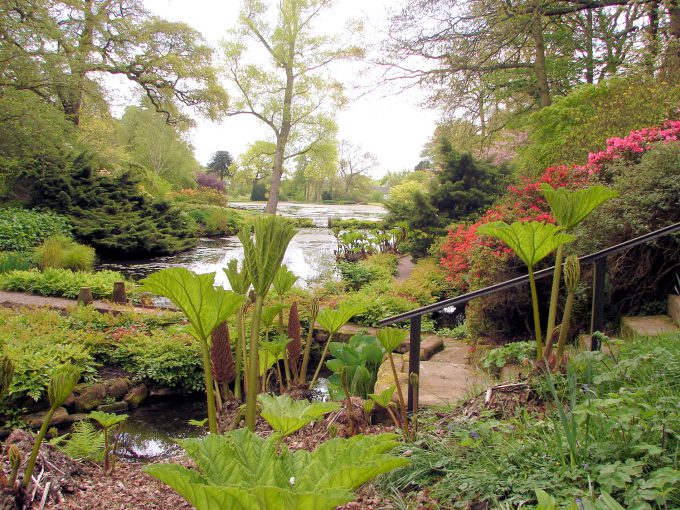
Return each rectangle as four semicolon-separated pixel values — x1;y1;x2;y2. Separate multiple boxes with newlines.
395;255;416;282
0;290;167;315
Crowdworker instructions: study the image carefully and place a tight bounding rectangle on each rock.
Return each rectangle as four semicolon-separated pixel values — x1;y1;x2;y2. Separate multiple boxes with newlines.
124;384;148;408
149;387;176;397
314;331;329;344
71;383;107;413
96;402;129;413
63;413;88;424
620;315;679;340
106;378;131;400
23;407;69;428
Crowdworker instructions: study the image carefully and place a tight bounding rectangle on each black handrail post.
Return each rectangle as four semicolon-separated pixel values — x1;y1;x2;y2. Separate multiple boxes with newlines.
590;257;607;350
407;315;421;414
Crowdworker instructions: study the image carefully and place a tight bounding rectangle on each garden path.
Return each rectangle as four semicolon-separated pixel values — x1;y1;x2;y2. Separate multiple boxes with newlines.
394;255;415;282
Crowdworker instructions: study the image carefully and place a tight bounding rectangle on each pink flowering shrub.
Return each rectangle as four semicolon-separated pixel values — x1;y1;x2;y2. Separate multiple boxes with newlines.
438;121;679;338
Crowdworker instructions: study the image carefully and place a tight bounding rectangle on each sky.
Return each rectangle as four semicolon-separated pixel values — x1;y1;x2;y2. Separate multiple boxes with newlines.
124;0;440;178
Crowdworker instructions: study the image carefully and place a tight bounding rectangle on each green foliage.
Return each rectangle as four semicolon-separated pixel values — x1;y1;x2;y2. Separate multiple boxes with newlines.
272;265;298;298
516;76;680;174
142;269;244;343
258;393;340;436
0;355;14;400
0;252;33;273
429;139;510;222
377;328;409;353
541;185;619;230
51;419;105;462
481;341;535;373
326;334;386;399
223;259;251;296
33;235;96;271
0;268;127;299
380;333;680;508
337;261;391;291
368;386;396;408
0;208;71;252
238;216;297;298
141;267;244;433
144;429;408;510
184;206;244;237
316;303;365;335
477;222;575;269
23;155;197;256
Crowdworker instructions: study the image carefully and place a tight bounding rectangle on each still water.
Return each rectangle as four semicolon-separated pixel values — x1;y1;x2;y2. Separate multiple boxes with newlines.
99;202;386;288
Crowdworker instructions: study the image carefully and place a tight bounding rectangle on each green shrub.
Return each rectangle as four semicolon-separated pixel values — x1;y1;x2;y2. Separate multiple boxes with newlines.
338;261;390;291
33;235;96;271
184;206;243;236
516;76;680;174
0;208;71;252
481;341;535;374
0;252;32;273
0;268;128;299
380;333;680;508
92;331;203;394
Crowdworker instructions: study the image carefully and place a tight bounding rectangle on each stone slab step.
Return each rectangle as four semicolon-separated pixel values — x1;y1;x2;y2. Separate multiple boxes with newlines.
620;315;680;340
669;295;680;326
374;354;487;407
395;336;444;360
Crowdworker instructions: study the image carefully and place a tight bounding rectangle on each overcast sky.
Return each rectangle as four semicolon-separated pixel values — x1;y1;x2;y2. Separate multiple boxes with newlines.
129;0;439;178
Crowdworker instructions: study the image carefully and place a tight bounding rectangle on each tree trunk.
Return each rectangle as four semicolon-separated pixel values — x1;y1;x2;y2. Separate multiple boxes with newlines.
585;10;595;84
661;0;680;82
265;50;295;215
532;14;552;108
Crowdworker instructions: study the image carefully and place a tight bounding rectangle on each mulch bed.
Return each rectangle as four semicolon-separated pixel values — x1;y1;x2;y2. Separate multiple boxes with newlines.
1;398;402;509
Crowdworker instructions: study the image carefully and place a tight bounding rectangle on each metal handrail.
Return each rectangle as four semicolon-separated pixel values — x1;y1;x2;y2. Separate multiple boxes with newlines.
375;221;680;413
378;221;680;327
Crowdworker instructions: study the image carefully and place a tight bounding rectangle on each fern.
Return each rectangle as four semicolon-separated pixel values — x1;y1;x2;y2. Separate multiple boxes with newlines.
51;420;105;462
145;429;408;510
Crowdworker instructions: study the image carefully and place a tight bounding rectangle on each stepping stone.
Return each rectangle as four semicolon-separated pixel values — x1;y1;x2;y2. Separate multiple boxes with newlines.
620;315;679;340
396;336;444;360
669;295;680;326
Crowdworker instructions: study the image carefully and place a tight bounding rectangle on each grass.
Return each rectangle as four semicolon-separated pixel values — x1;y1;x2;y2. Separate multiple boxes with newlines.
378;332;680;508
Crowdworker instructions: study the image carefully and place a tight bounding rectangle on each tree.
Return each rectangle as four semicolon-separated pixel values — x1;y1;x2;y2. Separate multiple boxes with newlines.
118;103;201;190
222;0;361;214
0;0;227;126
428;136;510;222
296;138;338;202
338;141;377;196
207;151;235;181
236;141;276;200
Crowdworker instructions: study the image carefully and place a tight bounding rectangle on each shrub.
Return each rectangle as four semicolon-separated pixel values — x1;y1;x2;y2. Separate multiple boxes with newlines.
0;252;32;274
0;268;128;299
21;155;196;256
33;235;96;271
195;172;226;193
0;208;72;252
168;187;226;206
184;206;243;237
100;331;204;394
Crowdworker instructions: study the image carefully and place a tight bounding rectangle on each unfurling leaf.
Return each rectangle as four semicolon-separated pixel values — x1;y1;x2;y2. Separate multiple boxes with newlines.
48;364;81;409
272;264;298;297
223;259;251;296
377;328;408;353
541;184;618;230
258;393;340;435
369;386;397;408
211;322;235;384
144;429;408;510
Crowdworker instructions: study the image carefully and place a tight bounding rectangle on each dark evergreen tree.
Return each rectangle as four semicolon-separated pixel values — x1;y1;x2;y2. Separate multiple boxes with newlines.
23;154;196;257
207;151;234;181
429;137;509;221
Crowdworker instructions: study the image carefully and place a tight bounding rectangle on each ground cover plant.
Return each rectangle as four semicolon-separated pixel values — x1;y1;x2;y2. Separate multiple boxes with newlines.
380;332;680;508
0;208;71;252
0;268;128;299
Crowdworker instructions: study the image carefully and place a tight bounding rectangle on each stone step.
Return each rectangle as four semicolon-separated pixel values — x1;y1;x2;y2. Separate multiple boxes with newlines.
620;315;680;340
669;295;680;326
374;353;487;407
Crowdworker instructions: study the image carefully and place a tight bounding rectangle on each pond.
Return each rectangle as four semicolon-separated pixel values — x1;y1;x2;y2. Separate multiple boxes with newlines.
103;202;384;459
99;202;386;289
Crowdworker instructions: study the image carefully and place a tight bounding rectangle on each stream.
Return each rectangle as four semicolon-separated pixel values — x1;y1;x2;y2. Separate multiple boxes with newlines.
104;202;386;460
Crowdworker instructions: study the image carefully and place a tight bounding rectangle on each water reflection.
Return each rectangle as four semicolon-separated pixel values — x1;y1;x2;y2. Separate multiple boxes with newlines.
98;202;385;289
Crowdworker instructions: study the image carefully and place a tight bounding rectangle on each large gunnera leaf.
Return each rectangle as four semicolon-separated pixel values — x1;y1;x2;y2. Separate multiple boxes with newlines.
258;393;339;435
144;429;408;510
541;184;618;230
